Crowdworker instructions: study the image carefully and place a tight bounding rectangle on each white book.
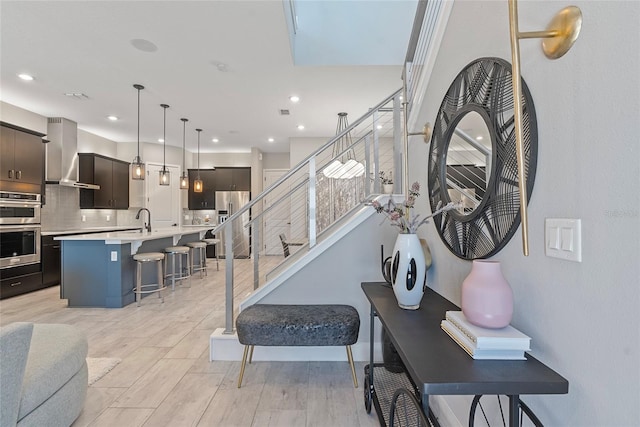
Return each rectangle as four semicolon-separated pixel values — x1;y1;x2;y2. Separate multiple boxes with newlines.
441;320;526;360
445;311;531;351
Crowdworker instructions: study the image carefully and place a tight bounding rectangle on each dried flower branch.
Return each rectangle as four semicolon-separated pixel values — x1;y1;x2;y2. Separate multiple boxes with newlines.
371;182;460;234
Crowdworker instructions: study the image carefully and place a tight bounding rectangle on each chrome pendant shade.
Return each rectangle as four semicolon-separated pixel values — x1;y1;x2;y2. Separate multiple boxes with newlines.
323;112;364;179
180;118;189;190
131;84;145;180
159;104;170;186
193;128;203;193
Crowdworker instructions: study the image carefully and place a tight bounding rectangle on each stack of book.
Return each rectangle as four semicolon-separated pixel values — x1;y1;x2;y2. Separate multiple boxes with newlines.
441;311;531;360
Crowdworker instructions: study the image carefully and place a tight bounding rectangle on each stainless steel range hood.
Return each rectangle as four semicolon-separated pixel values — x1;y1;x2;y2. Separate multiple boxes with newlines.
45;117;100;189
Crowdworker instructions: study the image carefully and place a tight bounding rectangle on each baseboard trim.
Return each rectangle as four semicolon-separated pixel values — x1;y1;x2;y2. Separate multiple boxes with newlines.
430;395;463;427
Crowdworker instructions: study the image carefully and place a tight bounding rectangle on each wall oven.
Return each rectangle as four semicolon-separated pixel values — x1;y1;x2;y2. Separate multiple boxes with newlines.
0;224;41;268
0;192;41;224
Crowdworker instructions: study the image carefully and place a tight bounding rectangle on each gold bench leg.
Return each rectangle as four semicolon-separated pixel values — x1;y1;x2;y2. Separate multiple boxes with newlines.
346;345;358;388
238;345;249;388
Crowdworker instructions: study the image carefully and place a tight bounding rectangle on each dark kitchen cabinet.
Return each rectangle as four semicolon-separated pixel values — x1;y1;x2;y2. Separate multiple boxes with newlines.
78;153;129;209
0;122;45;193
0;271;43;300
214;167;251;191
41;235;61;287
188;169;215;209
187;168;251;210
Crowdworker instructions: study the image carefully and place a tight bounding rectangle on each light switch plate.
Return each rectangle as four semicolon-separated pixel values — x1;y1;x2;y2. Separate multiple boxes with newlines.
110;251;118;262
545;218;582;262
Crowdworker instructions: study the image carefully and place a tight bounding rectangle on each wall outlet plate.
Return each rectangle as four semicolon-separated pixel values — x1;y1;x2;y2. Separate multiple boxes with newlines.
110;251;117;262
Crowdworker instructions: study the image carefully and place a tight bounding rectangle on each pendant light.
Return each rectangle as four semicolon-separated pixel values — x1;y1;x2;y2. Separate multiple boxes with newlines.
179;118;189;190
131;84;145;180
193;128;203;193
159;104;170;186
323;112;364;179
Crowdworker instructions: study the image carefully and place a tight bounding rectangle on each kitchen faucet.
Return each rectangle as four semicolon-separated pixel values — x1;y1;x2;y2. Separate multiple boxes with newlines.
135;208;152;232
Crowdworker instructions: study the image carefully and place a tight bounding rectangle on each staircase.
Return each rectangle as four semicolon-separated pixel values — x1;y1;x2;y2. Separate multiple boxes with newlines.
207;89;404;361
208;0;453;361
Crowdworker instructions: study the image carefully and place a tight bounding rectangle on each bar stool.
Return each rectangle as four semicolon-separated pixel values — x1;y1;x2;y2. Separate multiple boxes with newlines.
164;246;191;291
187;241;208;278
132;252;166;306
202;238;220;271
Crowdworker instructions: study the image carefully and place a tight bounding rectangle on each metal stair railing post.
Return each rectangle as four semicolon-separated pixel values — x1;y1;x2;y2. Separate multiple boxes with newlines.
364;134;372;197
308;156;317;248
252;223;260;290
373;111;381;194
393;92;403;194
223;222;234;334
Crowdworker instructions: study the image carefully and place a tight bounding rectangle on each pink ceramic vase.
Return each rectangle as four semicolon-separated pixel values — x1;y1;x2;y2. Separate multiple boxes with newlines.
461;260;513;329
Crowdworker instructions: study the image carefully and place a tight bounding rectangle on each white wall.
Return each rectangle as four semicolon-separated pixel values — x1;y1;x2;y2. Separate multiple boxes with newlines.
194;152;251;168
260;212;400;351
410;1;640;426
77;129;117;158
0;101;47;133
263;152;290;169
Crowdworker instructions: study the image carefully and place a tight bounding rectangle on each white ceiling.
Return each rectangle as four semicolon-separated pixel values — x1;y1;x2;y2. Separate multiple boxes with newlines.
0;1;416;154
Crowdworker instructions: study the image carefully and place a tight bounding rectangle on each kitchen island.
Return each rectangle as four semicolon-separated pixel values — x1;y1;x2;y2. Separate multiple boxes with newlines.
56;226;214;308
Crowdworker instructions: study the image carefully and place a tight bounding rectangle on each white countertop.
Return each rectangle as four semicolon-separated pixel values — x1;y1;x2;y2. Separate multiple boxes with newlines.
42;226;141;236
55;225;215;253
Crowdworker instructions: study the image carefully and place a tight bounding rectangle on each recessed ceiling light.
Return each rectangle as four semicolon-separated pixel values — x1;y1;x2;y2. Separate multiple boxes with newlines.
476;136;484;141
399;95;403;100
268;138;275;143
158;138;164;143
376;124;383;129
130;39;158;53
297;125;305;130
289;95;300;103
107;116;119;121
212;138;219;143
18;73;34;81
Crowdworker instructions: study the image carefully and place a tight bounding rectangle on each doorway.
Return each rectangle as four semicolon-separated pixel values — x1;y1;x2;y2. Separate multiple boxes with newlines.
145;163;180;229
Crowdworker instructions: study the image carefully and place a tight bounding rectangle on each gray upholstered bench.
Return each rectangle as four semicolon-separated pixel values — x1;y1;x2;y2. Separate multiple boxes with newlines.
235;304;360;388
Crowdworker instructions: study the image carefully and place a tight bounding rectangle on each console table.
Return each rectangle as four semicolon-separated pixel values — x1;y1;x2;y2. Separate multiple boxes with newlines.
362;282;568;427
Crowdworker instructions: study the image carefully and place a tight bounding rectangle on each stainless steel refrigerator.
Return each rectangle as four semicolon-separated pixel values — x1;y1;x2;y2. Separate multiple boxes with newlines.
215;191;250;258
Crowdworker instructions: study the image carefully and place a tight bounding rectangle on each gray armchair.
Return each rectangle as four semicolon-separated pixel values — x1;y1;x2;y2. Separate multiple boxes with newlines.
0;322;88;426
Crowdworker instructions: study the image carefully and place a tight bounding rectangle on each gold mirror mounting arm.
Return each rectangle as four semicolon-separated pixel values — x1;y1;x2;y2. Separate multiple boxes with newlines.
408;123;432;144
508;0;582;256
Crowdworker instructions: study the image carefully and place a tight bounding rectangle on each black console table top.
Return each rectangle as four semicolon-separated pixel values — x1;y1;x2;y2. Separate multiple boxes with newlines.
362;282;569;397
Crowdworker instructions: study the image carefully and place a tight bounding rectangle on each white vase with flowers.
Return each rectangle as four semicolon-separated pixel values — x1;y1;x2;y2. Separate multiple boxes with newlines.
372;182;458;309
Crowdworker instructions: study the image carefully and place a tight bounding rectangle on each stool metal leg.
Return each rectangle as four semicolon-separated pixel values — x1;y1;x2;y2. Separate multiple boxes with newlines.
157;259;164;303
136;261;142;306
185;252;192;287
346;345;358;388
238;345;250;388
249;345;254;364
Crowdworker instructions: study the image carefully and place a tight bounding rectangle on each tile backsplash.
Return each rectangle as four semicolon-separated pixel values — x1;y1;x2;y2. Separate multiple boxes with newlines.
41;184;142;231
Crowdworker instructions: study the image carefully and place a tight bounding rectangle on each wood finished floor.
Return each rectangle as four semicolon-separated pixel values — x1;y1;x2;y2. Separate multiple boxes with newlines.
0;258;380;427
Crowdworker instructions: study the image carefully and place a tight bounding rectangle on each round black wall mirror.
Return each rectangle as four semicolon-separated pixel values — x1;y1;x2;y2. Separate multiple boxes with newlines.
428;57;538;259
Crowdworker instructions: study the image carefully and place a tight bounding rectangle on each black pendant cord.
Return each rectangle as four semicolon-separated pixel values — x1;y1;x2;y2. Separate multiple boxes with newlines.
161;104;169;171
196;128;202;180
181;118;188;172
133;84;144;161
137;87;141;156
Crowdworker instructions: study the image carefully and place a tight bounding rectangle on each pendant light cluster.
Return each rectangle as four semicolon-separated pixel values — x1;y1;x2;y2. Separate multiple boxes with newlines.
193;129;203;193
158;104;171;186
322;112;365;179
131;84;145;180
128;84;204;191
180;118;189;190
